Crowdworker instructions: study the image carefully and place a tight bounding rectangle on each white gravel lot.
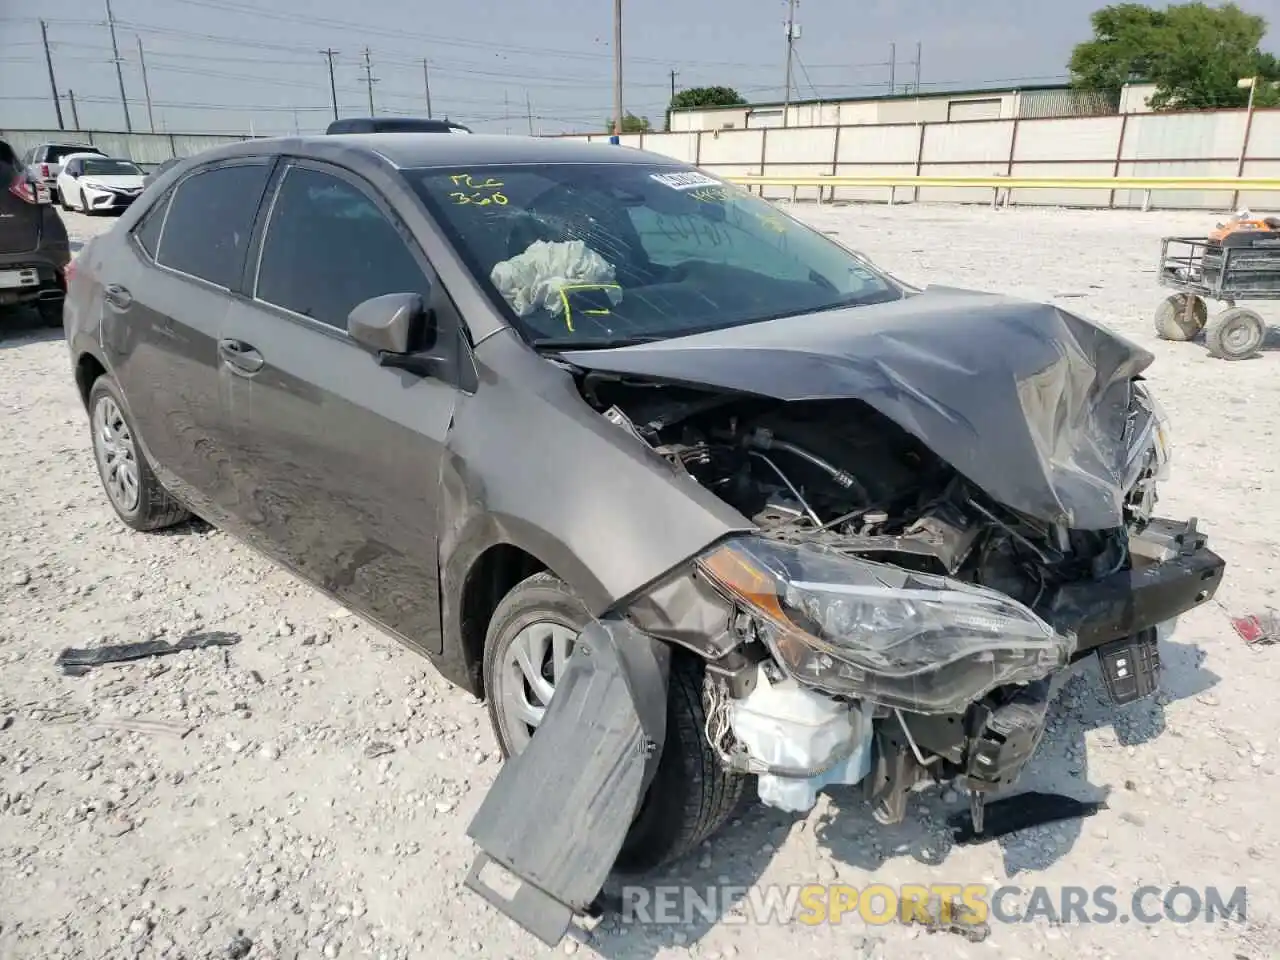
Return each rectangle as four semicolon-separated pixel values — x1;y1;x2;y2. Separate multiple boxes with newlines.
1;203;1278;960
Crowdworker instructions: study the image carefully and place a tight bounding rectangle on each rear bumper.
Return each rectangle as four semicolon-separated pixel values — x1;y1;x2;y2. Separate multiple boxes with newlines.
0;253;67;307
1043;516;1225;659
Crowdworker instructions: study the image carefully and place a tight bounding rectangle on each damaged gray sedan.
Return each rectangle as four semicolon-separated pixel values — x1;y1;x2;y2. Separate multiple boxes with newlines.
62;135;1225;945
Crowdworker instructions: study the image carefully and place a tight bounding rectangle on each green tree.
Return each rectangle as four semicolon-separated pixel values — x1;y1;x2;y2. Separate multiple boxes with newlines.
666;86;746;129
1070;3;1280;109
605;112;651;134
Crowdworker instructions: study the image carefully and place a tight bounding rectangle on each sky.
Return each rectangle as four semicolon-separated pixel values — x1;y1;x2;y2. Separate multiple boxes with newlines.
1;0;1277;138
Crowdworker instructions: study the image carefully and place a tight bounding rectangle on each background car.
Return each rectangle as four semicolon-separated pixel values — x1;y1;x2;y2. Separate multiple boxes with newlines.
1;137;70;326
22;142;106;202
57;155;147;215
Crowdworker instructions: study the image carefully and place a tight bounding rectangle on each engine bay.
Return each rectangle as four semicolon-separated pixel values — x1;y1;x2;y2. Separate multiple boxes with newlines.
583;373;1144;613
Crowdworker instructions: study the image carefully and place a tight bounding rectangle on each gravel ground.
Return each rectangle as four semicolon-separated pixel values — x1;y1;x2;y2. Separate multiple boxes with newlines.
1;203;1278;960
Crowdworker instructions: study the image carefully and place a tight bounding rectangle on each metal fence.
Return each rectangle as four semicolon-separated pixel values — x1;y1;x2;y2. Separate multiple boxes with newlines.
558;106;1280;210
0;128;257;170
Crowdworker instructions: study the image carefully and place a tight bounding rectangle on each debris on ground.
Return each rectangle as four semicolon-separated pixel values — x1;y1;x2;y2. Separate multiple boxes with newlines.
55;631;241;675
907;897;991;942
1231;611;1279;646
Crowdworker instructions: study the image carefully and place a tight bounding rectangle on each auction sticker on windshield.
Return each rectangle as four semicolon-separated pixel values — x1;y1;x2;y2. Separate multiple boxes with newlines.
650;171;721;190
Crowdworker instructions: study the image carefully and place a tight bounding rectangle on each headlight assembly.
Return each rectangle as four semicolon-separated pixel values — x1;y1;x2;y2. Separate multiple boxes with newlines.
697;537;1074;714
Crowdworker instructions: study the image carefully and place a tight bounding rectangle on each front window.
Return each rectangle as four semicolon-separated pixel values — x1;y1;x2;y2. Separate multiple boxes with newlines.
82;158;142;177
409;163;903;346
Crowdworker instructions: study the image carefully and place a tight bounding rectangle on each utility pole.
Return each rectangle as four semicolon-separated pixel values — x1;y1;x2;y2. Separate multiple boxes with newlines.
321;48;339;121
889;42;895;94
360;47;378;115
782;0;798;127
422;59;433;118
67;90;80;131
612;0;623;139
105;0;131;131
670;68;678;101
504;90;510;135
137;36;155;133
39;20;65;130
913;41;922;94
526;91;534;135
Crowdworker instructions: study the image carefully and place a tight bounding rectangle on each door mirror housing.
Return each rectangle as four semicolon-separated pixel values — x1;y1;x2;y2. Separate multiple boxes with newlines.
348;292;455;380
348;292;434;355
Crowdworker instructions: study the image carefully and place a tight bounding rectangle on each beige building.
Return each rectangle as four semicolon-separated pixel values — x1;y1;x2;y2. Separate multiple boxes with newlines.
668;82;1160;131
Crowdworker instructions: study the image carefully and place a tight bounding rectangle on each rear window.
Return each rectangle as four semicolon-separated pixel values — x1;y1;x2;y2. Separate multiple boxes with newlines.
155;162;272;288
45;145;102;162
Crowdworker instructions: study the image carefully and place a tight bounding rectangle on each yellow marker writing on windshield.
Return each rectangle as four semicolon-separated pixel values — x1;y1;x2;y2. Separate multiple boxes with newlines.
557;283;621;333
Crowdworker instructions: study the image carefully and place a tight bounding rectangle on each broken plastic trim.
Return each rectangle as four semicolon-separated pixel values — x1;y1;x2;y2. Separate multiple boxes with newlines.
464;619;669;947
696;537;1074;715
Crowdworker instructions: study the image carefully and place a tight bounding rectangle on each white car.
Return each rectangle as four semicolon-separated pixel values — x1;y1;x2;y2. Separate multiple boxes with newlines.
56;155;146;215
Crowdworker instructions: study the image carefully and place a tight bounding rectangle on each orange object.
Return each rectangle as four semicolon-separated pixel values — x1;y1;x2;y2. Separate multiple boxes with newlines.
1209;215;1280;242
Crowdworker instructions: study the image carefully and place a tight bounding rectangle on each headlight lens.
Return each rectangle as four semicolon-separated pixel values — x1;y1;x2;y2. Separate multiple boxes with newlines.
697;537;1074;714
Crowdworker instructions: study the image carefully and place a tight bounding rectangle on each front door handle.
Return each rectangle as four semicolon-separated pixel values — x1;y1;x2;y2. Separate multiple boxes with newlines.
218;338;265;375
103;283;132;310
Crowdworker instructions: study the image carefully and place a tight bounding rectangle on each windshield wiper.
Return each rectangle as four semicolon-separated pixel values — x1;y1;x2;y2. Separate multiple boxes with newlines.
531;335;667;351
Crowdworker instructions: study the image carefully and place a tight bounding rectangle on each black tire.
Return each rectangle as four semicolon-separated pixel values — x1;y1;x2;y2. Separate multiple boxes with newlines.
58;191;70;212
87;375;191;532
482;572;745;871
1153;293;1206;342
36;299;63;328
1204;307;1266;361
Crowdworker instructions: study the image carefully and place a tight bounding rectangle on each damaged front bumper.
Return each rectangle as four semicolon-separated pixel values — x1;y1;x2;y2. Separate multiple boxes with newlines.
464;516;1224;946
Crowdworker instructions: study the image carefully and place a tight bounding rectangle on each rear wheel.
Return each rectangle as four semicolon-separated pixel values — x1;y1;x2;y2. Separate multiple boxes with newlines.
87;376;190;532
36;299;63;328
482;572;745;871
1153;293;1206;342
1204;307;1266;361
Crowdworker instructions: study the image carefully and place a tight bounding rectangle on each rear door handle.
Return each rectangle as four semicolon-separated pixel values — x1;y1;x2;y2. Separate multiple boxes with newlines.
103;283;132;310
218;338;265;375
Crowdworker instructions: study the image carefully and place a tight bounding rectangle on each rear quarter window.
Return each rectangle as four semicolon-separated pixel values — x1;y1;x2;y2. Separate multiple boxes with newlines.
133;194;171;259
154;162;272;288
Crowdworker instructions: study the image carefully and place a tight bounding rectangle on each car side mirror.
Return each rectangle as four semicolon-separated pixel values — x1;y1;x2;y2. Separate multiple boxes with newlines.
348;292;432;353
348;292;450;378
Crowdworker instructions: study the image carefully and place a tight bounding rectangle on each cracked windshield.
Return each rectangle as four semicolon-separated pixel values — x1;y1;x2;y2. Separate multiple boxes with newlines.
411;164;904;345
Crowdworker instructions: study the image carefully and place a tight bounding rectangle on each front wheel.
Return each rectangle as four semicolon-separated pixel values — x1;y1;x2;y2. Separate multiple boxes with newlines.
482;572;745;871
1153;293;1206;342
87;376;191;532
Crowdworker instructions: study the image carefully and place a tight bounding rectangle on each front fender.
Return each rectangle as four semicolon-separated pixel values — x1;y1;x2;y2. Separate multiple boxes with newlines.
437;330;751;661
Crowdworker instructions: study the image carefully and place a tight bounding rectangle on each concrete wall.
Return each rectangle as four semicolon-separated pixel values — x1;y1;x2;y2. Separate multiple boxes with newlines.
560;106;1279;210
0;128;257;169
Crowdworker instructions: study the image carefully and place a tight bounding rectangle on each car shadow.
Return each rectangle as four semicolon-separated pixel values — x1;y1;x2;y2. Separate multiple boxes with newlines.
0;307;63;348
585;637;1219;958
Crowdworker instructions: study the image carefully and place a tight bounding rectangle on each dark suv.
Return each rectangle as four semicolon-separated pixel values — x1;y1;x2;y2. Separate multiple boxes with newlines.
63;134;1224;946
1;138;70;326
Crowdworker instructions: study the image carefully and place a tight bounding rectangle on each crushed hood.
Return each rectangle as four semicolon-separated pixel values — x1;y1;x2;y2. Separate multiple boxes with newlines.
559;286;1155;531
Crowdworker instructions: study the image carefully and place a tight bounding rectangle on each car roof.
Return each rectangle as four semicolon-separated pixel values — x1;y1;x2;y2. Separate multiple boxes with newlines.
193;133;679;171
